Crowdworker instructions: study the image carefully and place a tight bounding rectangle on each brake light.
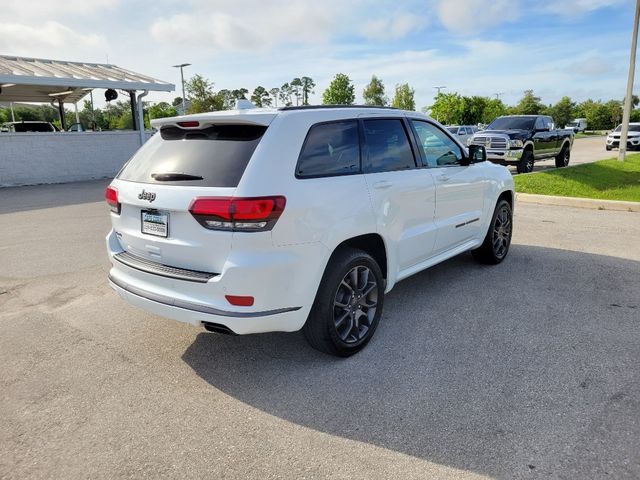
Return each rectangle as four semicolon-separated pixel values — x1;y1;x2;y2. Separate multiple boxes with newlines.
177;121;200;128
189;196;286;232
105;185;120;214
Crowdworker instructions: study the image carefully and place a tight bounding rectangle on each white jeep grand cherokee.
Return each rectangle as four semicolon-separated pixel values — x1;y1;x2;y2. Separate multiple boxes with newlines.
105;106;514;356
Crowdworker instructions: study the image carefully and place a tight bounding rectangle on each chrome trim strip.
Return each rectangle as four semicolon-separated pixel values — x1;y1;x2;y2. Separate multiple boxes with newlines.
108;274;301;318
113;251;216;283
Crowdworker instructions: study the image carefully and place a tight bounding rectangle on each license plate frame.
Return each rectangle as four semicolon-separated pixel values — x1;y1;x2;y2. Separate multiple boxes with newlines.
141;209;169;238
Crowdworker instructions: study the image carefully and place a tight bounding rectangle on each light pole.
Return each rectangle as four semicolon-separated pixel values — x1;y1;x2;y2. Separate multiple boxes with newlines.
172;63;191;115
433;85;447;96
619;0;640;162
494;92;504;100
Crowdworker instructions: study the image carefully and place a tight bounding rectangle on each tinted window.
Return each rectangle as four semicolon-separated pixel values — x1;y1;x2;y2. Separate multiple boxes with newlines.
12;122;55;132
363;119;416;173
296;121;360;178
535;117;545;130
411;120;463;167
488;117;536;130
117;124;267;187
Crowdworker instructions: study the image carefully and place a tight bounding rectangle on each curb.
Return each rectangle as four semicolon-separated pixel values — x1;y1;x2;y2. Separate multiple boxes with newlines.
516;193;640;212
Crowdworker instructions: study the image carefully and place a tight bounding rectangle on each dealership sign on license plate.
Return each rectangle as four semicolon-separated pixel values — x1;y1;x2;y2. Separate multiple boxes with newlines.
141;210;168;238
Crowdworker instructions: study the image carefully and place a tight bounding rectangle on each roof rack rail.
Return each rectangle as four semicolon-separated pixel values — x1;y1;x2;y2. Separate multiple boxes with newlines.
278;105;399;111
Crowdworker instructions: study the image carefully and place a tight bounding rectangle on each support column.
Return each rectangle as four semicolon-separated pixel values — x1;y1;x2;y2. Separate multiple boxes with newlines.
129;91;138;131
57;99;66;131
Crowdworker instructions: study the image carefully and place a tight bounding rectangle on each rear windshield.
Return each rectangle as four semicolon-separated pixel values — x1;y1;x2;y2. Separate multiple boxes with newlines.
12;123;55;132
117;124;267;187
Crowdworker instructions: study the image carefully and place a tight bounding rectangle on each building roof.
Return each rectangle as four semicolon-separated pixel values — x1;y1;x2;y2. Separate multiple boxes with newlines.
0;55;174;104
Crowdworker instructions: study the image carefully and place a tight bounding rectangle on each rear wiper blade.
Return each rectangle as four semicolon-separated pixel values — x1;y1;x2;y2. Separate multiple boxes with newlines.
151;172;204;181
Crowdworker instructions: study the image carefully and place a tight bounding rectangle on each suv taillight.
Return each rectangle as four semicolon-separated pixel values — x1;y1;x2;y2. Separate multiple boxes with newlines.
189;196;286;232
105;185;120;214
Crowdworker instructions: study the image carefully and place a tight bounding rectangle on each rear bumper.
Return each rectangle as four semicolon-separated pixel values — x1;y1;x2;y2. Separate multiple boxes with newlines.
108;275;302;334
106;229;327;334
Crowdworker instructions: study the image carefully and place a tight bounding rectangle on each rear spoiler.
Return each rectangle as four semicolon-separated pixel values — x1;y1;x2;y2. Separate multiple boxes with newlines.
150;112;277;129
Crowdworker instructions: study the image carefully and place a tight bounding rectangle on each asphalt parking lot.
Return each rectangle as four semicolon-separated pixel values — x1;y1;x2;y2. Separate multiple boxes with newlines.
1;180;639;479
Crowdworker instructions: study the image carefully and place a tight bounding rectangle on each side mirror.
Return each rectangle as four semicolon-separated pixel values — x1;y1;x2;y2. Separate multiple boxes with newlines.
464;144;487;165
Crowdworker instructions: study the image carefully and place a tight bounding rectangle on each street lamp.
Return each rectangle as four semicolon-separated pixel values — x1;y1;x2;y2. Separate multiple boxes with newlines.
433;85;447;96
172;63;191;115
619;0;640;162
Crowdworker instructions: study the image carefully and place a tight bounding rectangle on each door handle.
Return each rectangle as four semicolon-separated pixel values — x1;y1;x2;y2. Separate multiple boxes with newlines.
437;174;450;182
372;181;392;190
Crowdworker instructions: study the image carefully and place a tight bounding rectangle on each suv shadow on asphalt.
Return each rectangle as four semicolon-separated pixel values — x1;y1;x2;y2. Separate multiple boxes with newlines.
181;245;640;479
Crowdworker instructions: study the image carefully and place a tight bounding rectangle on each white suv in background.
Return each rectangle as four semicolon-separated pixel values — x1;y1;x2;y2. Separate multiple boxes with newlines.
105;106;514;356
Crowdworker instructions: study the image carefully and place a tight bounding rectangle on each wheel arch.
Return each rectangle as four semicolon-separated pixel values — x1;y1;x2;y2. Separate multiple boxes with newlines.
333;233;388;281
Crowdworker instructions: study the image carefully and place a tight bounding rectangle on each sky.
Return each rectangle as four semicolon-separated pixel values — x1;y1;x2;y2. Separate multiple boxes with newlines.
1;0;637;109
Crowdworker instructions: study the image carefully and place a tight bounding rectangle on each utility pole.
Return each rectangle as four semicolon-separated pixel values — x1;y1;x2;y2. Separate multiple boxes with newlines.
619;0;640;161
494;92;504;100
172;63;191;116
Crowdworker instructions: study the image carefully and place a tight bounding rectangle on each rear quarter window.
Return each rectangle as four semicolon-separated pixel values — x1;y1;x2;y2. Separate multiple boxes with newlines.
117;124;267;187
296;120;360;178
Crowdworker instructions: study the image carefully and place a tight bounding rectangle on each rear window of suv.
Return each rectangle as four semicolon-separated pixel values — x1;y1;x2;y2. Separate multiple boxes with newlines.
117;124;267;187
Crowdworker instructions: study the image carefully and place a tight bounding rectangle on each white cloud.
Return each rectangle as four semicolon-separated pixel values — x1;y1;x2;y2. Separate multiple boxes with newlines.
0;21;108;61
541;0;625;15
3;0;118;18
437;0;521;33
361;14;426;40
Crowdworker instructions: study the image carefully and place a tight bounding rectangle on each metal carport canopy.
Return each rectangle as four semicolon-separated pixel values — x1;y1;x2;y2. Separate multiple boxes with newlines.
0;55;174;104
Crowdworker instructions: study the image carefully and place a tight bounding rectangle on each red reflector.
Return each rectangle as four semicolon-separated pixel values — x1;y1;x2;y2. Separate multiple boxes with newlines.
105;185;119;212
177;121;200;128
225;295;254;307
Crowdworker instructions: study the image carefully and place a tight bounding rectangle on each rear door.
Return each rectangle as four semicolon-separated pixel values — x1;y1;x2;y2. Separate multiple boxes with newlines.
533;116;554;157
362;118;437;272
409;119;485;255
109;121;270;274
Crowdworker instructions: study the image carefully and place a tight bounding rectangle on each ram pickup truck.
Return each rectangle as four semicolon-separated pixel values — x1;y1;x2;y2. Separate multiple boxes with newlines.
468;115;574;173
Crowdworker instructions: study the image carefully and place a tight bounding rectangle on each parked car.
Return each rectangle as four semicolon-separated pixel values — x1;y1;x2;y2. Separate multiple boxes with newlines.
445;125;478;145
565;118;587;133
0;121;58;132
468;115;574;174
105;106;515;356
605;123;640;150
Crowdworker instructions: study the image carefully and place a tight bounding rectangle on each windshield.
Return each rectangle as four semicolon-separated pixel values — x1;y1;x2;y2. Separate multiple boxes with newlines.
446;127;458;134
487;117;536;130
613;124;640;132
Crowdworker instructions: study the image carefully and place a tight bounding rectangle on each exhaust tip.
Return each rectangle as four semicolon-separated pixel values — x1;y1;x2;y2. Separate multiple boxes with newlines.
202;322;237;335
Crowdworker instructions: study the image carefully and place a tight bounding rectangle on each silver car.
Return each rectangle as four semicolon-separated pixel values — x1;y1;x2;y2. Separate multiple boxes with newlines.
446;125;478;145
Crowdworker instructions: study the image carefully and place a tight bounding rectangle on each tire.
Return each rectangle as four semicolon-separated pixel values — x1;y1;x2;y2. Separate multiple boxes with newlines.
472;199;513;265
516;149;534;174
606;146;612;151
555;143;570;168
303;247;384;357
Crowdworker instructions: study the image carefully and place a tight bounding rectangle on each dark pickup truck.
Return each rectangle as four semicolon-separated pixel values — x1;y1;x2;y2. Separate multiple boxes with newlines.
468;115;574;173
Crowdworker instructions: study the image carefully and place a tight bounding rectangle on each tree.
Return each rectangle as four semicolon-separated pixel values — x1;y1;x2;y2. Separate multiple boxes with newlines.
548;96;575;128
363;75;387;106
251;86;271;107
269;87;280;107
172;97;183;107
214;90;235;110
279;83;293;107
290;77;303;106
322;73;355;105
148;102;177;120
427;92;464;124
482;98;508;124
185;74;216;113
300;76;315;105
231;88;248;100
513;90;544;115
391;83;415;111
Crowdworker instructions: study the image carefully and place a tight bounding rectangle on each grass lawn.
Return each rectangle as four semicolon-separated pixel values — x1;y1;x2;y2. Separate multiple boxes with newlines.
514;154;640;202
575;131;608;138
